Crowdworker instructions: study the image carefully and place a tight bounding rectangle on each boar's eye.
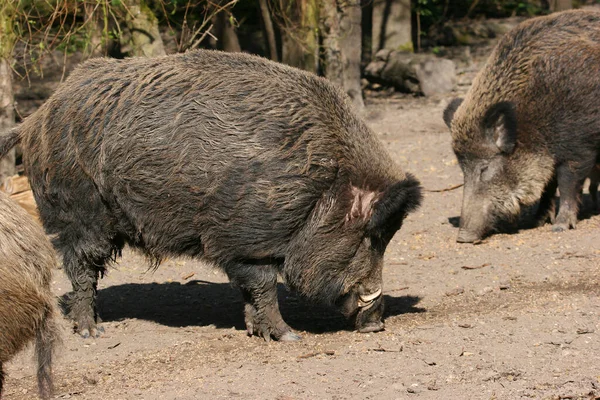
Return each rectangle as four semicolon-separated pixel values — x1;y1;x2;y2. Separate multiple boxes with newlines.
479;163;495;182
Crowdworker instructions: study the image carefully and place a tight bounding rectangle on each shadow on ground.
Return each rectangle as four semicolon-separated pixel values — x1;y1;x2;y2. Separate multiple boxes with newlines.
60;281;424;335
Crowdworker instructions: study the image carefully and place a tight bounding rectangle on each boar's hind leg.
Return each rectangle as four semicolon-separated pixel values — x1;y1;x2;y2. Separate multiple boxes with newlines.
61;245;114;339
226;265;300;342
553;164;584;232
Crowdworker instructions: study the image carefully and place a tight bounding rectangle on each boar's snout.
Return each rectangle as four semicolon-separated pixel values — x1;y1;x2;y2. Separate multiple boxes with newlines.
337;286;385;333
456;183;490;243
356;293;385;333
456;228;483;243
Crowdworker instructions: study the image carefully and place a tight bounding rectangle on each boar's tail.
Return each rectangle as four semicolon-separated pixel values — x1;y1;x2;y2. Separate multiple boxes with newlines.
35;305;61;400
0;126;20;160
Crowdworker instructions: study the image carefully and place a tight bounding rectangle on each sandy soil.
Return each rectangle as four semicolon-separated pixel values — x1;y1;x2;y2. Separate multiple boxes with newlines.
3;53;600;400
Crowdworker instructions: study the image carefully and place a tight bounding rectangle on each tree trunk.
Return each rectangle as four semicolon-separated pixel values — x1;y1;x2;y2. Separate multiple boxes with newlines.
280;0;319;73
0;3;16;187
551;0;572;11
361;0;373;70
84;2;104;57
339;0;364;110
123;0;166;57
259;0;278;61
410;0;420;53
319;0;345;89
0;58;15;188
320;0;364;111
214;10;242;52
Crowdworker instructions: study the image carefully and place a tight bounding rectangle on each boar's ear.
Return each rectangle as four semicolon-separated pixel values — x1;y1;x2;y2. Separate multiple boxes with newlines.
443;98;463;128
347;186;379;224
366;174;423;235
483;102;517;154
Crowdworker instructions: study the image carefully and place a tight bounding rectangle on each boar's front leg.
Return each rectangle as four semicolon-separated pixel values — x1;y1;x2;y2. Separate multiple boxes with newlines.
226;264;300;342
553;164;583;232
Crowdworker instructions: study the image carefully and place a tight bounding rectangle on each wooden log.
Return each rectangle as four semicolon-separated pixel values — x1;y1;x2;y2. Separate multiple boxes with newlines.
2;174;31;195
1;174;40;221
9;190;40;222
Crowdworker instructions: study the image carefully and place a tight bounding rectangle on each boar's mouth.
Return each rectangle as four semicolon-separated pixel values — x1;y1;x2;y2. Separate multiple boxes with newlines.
337;288;385;333
355;292;385;333
357;288;382;309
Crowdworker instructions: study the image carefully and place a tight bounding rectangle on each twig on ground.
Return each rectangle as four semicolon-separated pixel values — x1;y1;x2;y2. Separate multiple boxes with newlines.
425;183;464;193
297;350;335;359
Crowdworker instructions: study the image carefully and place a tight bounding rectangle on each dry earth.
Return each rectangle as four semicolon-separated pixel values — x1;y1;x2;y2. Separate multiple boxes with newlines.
3;50;600;400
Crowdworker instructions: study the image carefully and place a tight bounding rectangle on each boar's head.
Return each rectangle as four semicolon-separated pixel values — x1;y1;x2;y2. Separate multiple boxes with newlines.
444;98;553;243
283;174;421;333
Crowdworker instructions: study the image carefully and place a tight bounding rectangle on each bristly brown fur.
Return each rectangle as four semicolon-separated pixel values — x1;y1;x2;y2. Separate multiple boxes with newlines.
446;10;600;241
5;49;421;339
0;192;61;399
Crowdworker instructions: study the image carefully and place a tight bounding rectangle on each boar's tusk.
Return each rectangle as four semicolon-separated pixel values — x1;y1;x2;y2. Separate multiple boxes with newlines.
358;288;382;308
360;288;382;303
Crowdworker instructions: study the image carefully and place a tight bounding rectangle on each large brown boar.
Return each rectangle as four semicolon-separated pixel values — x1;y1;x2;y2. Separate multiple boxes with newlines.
0;191;60;399
443;10;600;243
0;50;422;341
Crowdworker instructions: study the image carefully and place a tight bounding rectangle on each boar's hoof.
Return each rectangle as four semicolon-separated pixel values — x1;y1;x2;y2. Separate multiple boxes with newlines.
246;323;300;342
76;321;104;339
66;290;103;338
244;304;300;342
279;331;302;342
553;212;577;232
357;320;385;334
456;229;482;243
551;223;571;233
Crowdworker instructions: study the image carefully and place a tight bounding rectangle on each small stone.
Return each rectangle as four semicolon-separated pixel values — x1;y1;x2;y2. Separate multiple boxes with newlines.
445;287;465;296
478;286;494;296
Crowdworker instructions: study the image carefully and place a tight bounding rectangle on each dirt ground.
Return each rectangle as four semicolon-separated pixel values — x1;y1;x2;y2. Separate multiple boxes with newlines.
4;49;600;400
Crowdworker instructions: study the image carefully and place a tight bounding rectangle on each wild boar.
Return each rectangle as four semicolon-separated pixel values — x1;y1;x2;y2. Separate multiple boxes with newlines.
443;10;600;243
0;50;422;341
0;191;60;399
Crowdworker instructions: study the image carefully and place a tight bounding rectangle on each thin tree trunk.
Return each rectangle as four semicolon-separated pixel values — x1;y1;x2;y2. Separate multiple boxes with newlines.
259;0;278;61
214;10;242;52
319;0;344;88
361;0;373;70
84;2;104;57
416;10;421;52
123;0;166;57
0;3;16;187
0;58;15;187
320;0;364;111
410;0;419;52
540;0;550;11
281;0;318;73
552;0;572;11
339;0;364;110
